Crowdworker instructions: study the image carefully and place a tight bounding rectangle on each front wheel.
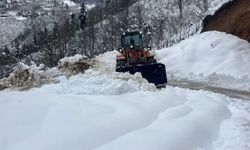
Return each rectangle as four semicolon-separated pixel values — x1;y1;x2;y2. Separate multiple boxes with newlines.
116;60;126;69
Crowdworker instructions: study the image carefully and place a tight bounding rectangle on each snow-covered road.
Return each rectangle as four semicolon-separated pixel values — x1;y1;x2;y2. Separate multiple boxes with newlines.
169;80;250;101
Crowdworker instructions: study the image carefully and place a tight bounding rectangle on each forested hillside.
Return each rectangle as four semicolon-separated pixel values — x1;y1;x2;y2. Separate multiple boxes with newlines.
0;0;229;78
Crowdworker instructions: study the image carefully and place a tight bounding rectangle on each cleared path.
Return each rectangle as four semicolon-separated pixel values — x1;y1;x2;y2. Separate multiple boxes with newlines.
168;80;250;100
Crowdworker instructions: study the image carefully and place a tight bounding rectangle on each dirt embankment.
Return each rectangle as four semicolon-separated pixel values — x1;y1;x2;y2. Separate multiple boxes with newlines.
202;0;250;42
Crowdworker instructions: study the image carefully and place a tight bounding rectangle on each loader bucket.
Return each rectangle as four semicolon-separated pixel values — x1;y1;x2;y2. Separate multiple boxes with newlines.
116;63;167;87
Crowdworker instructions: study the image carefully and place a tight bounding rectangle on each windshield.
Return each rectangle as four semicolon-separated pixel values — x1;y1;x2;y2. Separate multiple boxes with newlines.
122;34;142;49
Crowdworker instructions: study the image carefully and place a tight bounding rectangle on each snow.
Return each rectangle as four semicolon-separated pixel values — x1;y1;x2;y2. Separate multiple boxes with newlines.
86;4;96;10
0;49;250;150
42;71;156;95
132;0;232;47
59;54;88;65
0;62;59;90
0;16;25;48
7;11;17;17
156;31;250;91
0;86;232;150
1;83;249;150
1;0;249;149
211;98;250;150
55;52;155;95
63;0;76;7
95;90;231;150
15;16;27;21
208;0;232;15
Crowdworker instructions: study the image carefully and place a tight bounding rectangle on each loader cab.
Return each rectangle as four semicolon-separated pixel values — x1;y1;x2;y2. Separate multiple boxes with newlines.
121;32;143;49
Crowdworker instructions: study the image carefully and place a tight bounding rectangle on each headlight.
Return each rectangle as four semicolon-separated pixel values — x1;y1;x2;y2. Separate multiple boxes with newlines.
118;48;123;52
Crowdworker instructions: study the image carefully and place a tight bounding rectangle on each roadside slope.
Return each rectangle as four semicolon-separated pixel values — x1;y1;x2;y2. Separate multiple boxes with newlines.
156;31;250;91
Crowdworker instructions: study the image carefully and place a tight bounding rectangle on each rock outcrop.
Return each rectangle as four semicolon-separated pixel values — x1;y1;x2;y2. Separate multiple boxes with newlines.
202;0;250;42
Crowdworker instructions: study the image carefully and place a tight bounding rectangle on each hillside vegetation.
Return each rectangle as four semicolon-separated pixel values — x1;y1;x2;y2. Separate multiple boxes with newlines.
0;0;235;78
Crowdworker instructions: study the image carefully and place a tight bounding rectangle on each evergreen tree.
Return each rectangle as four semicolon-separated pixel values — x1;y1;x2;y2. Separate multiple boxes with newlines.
52;22;60;50
79;2;87;30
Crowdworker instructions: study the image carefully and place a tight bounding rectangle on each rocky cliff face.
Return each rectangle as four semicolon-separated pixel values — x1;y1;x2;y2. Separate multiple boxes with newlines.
202;0;250;42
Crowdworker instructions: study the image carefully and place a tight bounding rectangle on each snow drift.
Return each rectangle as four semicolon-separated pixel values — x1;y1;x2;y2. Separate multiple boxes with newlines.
156;31;250;91
0;86;232;150
49;52;156;95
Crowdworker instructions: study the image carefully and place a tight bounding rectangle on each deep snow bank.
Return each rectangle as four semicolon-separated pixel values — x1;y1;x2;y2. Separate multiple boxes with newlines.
211;98;250;150
0;86;231;150
156;31;250;91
